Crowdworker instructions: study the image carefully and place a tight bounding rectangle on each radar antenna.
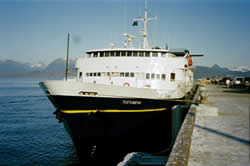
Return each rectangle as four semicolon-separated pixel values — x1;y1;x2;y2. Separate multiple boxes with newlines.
124;33;135;48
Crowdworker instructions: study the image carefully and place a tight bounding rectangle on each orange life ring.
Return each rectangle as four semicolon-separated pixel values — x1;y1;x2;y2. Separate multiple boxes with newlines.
188;56;193;66
186;56;193;66
123;82;130;87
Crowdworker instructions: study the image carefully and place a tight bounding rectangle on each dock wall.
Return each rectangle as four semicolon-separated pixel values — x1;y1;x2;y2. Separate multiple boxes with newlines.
166;86;201;166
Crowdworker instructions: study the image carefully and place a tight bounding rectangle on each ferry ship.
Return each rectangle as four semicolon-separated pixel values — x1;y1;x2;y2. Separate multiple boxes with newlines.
39;5;202;165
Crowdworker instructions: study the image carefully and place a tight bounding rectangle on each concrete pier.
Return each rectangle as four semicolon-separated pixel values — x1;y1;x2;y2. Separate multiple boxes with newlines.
121;84;249;166
189;85;249;166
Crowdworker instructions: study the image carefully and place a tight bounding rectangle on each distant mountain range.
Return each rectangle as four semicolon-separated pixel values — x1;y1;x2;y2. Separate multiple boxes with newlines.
0;59;76;78
194;64;250;79
0;59;249;79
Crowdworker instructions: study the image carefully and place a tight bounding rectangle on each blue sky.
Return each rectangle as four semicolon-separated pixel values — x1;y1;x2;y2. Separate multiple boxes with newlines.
0;0;250;69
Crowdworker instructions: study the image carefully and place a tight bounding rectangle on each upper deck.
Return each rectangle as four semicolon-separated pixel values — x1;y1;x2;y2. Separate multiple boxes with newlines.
85;48;201;58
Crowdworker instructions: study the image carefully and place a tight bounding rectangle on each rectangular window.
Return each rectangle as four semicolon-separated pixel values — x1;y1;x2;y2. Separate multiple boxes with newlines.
79;72;83;78
101;72;106;76
90;73;93;77
171;73;175;81
116;51;120;56
156;74;160;80
93;52;98;57
125;72;129;77
121;51;126;56
100;52;104;57
127;51;132;56
120;72;125;77
113;72;119;77
97;72;101;77
130;73;134;77
105;52;109;57
133;51;138;56
145;52;150;57
161;52;166;57
139;52;144;57
151;73;155;79
146;73;150;79
152;52;158;57
161;74;166;80
110;51;115;56
93;73;97;77
137;73;144;79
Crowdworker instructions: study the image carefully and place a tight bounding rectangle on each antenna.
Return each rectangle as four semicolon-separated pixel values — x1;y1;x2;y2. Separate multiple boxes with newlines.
133;0;157;49
124;33;135;48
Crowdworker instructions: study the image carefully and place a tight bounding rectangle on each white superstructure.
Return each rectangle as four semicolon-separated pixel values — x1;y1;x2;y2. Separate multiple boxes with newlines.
75;48;194;98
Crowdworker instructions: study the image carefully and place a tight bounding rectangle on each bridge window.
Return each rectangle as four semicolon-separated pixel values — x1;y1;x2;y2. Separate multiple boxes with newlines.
133;51;138;56
116;51;120;56
105;52;109;57
127;51;132;56
93;52;98;57
161;52;166;57
121;51;126;56
110;51;115;56
152;52;158;57
89;51;165;58
139;52;144;57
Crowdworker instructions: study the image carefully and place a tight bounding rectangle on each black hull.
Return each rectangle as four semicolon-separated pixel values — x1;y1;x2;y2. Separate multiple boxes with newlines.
48;95;182;165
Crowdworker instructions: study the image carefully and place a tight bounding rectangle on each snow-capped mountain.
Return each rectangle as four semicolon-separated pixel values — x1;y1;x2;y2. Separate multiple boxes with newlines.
230;66;250;72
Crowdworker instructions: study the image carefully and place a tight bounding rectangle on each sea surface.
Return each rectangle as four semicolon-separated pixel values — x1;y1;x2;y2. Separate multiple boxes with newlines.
0;78;80;166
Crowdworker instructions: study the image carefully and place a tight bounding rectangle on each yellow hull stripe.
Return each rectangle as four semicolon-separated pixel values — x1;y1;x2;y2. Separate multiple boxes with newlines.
60;108;167;114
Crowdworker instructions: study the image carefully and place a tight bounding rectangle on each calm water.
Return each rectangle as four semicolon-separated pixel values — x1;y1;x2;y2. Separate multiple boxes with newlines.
0;78;80;166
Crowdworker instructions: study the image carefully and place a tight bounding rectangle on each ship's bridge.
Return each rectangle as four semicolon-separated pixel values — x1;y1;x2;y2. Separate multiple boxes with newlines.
86;48;176;58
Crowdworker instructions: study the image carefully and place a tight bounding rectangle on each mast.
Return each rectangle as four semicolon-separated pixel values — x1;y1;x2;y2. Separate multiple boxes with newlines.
65;33;70;80
133;1;157;49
